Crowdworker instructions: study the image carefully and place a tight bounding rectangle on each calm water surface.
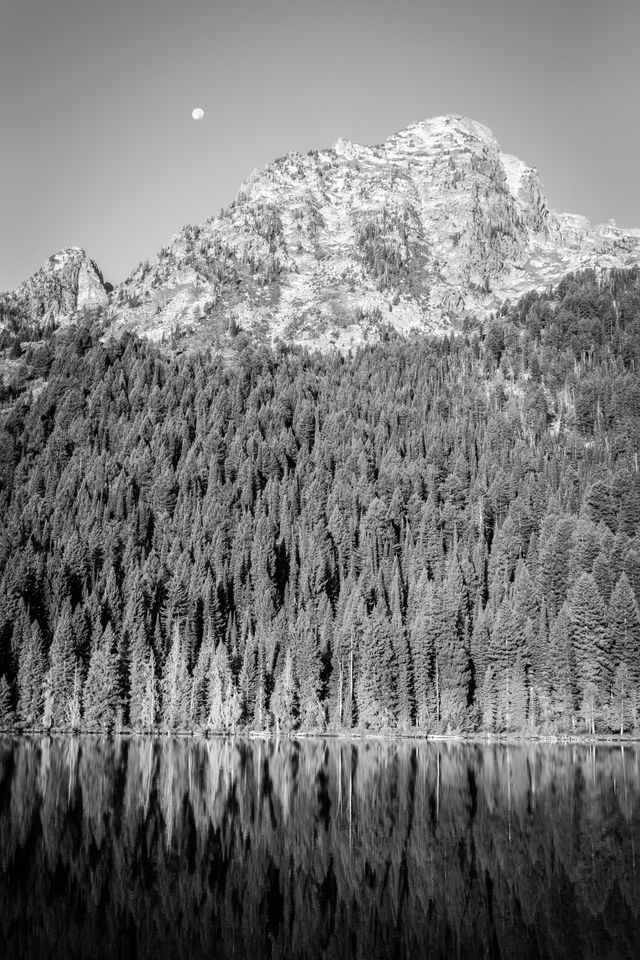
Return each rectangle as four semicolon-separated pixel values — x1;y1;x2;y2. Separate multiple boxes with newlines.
0;737;639;959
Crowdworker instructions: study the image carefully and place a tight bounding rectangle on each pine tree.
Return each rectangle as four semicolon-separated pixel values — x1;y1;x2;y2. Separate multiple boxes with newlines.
296;616;324;731
0;675;15;728
161;570;190;656
139;649;158;731
17;620;46;726
608;662;636;735
435;558;470;730
355;619;389;732
190;621;216;726
568;573;611;709
390;558;413;728
253;634;268;729
161;623;190;731
129;622;155;731
546;603;575;732
531;599;550;697
417;493;443;576
538;515;575;615
478;666;496;732
580;681;599;735
46;603;77;729
609;573;640;683
238;626;257;725
408;573;435;729
495;657;528;732
470;602;492;709
270;647;298;734
330;581;361;730
207;643;235;731
489;596;528;731
121;578;149;724
82;624;119;732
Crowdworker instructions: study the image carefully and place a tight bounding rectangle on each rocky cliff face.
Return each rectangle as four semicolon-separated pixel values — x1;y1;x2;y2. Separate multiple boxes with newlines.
108;114;640;350
5;117;639;351
1;247;108;337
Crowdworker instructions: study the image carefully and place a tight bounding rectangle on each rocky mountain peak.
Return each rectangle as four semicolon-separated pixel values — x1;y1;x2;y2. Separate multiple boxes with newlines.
4;116;639;353
1;246;109;336
109;113;638;352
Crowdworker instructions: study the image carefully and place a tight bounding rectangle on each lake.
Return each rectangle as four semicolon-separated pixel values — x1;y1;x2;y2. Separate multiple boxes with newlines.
0;737;638;959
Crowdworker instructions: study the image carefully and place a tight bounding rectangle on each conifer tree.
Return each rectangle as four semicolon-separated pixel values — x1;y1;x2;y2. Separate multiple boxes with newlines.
253;634;268;729
330;582;362;730
161;623;190;731
390;559;413;728
609;573;640;682
206;643;235;731
139;649;158;731
270;648;298;734
568;573;611;709
82;624;119;732
355;618;388;731
0;675;15;728
546;603;575;731
609;662;636;735
478;665;496;732
435;558;470;729
238;627;257;725
46;602;77;729
489;596;528;730
296;616;324;731
408;573;434;729
580;681;599;735
190;622;216;726
538;515;575;615
129;622;155;731
17;620;46;726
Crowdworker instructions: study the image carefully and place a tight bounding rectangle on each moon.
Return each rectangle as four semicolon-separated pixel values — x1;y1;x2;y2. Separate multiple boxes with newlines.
192;107;204;120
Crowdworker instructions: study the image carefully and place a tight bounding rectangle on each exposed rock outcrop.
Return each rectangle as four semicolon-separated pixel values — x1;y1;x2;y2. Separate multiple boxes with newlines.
1;247;108;337
5;117;639;352
109;114;640;351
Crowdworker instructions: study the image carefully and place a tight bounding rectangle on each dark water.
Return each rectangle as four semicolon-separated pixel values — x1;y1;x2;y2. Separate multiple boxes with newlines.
1;738;639;960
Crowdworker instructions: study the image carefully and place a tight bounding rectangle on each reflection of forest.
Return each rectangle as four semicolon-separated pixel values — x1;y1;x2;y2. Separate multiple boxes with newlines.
0;738;638;960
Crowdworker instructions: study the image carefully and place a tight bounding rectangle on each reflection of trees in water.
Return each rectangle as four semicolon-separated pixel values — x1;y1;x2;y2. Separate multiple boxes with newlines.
0;738;639;960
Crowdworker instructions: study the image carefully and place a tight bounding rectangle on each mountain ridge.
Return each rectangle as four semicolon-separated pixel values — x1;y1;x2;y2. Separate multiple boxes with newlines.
3;115;640;351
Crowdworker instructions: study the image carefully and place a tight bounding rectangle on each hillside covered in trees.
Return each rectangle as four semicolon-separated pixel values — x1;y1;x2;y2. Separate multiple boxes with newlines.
0;267;639;736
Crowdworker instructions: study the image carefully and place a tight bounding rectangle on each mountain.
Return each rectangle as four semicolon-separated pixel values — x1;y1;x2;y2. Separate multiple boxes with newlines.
107;114;640;350
0;247;108;338
2;116;639;353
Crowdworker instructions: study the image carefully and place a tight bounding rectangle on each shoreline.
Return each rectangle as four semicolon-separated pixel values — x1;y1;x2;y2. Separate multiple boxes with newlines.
2;728;640;747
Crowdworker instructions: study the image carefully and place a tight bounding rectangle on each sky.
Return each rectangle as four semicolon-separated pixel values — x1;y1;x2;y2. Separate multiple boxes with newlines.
1;0;639;291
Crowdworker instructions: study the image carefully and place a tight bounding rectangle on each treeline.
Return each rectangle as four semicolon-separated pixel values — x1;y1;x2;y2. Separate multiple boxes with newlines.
0;268;640;735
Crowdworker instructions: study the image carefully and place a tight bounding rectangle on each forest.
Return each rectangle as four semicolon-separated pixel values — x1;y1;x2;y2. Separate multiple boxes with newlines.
0;267;639;735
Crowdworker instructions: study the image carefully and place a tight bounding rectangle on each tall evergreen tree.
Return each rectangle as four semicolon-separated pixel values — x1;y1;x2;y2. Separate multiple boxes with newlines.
45;602;78;729
545;603;575;731
609;573;640;682
270;647;298;734
568;573;611;697
82;623;119;732
17;620;46;726
161;623;190;731
0;675;15;728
